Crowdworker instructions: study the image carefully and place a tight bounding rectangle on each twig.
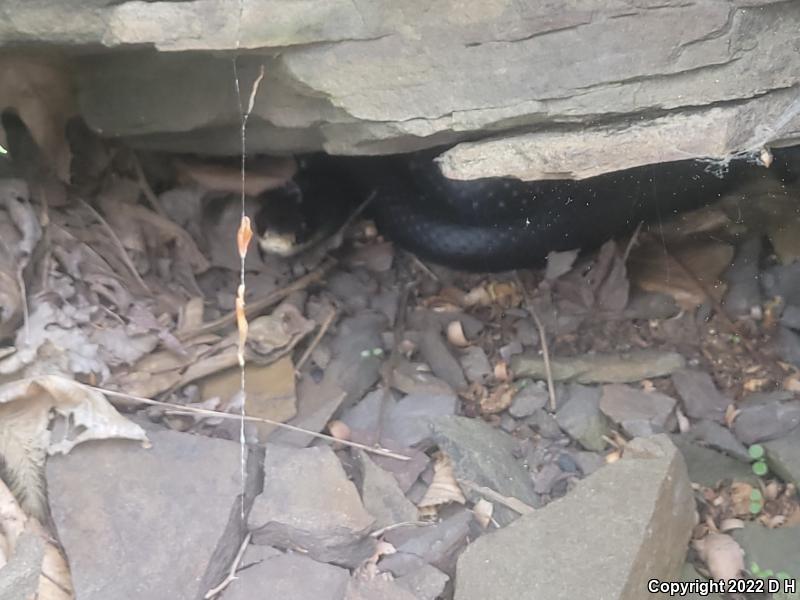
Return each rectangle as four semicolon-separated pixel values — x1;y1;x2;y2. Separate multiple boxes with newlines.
177;259;335;341
87;383;410;461
622;221;644;263
131;153;168;219
76;197;152;295
295;308;337;375
459;479;535;516
409;254;440;281
515;273;557;412
204;532;251;599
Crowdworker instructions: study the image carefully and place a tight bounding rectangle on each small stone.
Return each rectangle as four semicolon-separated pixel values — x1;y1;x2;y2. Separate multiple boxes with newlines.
224;551;349;600
345;576;417;600
511;349;685;383
526;409;564;440
571;451;606;476
732;398;800;444
780;304;800;329
459;346;492;384
671;369;732;423
764;434;800;487
687;419;749;461
670;435;759;487
555;385;609;452
599;384;676;437
557;453;580;473
395;565;450;600
382;393;457;447
356;450;418;529
249;445;375;567
381;510;475;576
508;383;549;418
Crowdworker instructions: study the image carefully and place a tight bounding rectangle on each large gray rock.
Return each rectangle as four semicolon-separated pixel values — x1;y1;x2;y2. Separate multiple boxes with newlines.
46;430;244;600
454;435;695;600
2;2;798;168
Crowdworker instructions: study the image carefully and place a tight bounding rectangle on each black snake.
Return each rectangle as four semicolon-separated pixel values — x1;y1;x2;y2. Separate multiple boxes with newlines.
255;146;797;272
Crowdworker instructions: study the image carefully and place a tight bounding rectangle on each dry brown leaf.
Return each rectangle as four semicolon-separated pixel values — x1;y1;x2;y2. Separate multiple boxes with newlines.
0;477;74;599
628;239;734;309
445;321;469;347
0;55;76;181
480;384;515;415
237;216;252;259
729;482;756;517
0;375;148;518
693;533;744;581
418;453;466;508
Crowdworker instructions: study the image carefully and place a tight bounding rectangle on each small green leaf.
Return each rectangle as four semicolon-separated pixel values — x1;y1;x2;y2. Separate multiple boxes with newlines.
751;488;763;502
752;461;768;476
749;444;765;459
751;562;761;575
750;501;763;514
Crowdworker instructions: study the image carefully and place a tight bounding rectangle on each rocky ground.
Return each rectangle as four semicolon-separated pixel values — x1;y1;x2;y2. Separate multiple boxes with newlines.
0;126;799;600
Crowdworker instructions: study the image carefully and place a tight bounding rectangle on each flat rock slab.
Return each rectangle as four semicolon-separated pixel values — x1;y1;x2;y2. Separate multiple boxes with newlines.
764;434;800;487
454;435;695;600
46;430;243;600
671;370;731;423
670;435;758;487
511;349;685;384
732;522;800;597
224;548;350;600
431;416;538;526
249;444;375;567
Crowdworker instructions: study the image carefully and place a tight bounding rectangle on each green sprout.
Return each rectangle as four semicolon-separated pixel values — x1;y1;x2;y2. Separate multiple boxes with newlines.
748;444;768;477
749;488;763;514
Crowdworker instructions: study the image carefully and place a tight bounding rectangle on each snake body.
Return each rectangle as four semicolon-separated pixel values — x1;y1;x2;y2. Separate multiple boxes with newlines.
254;148;783;272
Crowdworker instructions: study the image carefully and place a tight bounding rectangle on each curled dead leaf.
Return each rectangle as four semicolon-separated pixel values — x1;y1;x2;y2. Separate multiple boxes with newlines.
473;498;494;529
693;533;744;581
493;361;510;382
480;384;515;415
719;518;745;532
445;321;469;347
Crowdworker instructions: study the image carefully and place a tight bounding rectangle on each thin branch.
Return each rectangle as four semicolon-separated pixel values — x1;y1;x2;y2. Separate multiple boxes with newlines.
76;197;152;295
177;259;335;341
515;273;557;412
295;308;337;375
87;383;410;461
459;479;535;516
204;532;251;599
132;153;168;219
